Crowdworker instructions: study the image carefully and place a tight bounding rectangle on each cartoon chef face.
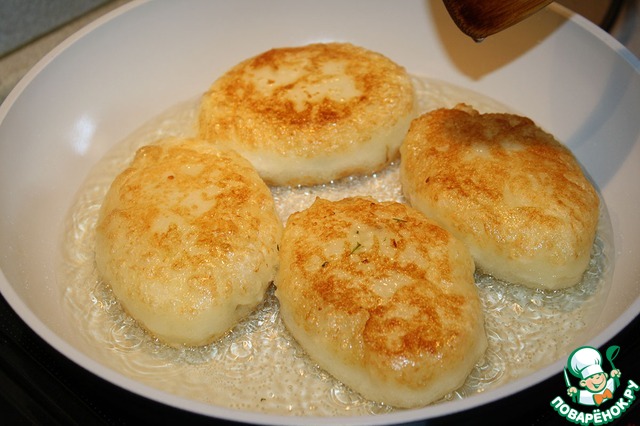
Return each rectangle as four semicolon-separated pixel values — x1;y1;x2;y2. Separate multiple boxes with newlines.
565;345;622;407
568;346;609;393
580;371;609;393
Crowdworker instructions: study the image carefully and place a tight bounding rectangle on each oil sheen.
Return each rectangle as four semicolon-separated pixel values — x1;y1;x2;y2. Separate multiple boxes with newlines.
59;76;613;416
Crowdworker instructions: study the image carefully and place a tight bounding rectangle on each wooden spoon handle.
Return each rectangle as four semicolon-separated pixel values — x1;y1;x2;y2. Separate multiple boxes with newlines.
443;0;554;40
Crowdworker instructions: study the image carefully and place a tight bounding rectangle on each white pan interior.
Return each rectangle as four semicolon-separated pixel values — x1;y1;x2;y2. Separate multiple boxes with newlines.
0;0;639;424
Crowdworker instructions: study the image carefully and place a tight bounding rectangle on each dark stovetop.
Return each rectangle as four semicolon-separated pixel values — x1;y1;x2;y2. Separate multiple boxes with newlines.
1;292;638;426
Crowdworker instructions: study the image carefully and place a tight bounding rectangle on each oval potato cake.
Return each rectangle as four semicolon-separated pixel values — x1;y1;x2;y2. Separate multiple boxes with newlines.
400;104;599;290
198;42;417;186
95;137;282;346
275;197;487;408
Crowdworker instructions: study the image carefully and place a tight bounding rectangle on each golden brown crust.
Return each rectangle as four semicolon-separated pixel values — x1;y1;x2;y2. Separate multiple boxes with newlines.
275;197;486;407
198;42;416;186
400;104;599;289
95;137;282;346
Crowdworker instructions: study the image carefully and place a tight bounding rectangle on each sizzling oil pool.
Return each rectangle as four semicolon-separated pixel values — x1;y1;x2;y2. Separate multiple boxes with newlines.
59;77;614;416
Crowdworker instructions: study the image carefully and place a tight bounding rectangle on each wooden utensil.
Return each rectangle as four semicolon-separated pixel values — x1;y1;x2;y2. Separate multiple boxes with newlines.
442;0;554;41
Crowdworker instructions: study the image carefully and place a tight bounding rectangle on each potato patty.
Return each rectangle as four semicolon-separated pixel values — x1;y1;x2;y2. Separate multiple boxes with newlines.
198;42;416;186
95;137;282;346
400;104;599;290
275;197;486;407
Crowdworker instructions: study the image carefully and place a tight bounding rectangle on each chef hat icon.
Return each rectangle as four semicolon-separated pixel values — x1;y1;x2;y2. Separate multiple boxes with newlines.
568;346;604;380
